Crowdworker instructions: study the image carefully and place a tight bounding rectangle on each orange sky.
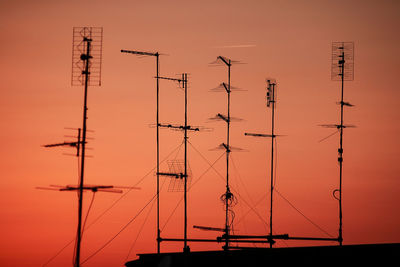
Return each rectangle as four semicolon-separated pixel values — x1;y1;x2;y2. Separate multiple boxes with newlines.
1;0;399;266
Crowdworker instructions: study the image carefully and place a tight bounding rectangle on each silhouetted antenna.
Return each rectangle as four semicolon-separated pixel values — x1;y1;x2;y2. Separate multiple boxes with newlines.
155;73;199;253
209;143;246;152
265;78;276;107
210;83;245;92
209;55;243;250
150;123;212;132
43;27;102;266
120;48;163;254
37;184;124;194
72;27;102;86
331;42;354;81
158;123;199;132
208;113;244;123
43;128;95;157
244;78;278;248
209;56;243;66
43;128;83;157
72;27;102;267
324;41;355;246
158;160;192;192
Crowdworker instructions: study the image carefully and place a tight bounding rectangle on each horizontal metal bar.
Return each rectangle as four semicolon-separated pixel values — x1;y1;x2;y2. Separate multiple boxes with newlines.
157;76;183;82
285;236;339;242
160;238;220;243
157;172;187;178
121;49;158;57
221;234;339;242
193;225;225;232
158;124;199;131
224;240;273;244
222;234;289;240
244;133;275;138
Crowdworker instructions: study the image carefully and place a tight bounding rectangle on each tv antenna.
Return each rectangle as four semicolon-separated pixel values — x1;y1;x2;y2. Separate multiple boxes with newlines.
43;128;84;157
320;41;355;246
244;78;278;248
120;48;164;254
43;27;105;267
208;56;243;250
41;27;103;267
155;73;200;252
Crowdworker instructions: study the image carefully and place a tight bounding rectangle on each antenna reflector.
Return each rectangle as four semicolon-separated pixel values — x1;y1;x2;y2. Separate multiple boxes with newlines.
331;42;354;81
72;27;103;86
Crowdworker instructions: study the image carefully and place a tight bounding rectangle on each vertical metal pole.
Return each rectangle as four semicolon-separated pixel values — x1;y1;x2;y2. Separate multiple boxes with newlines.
156;53;161;254
184;73;188;252
225;61;231;251
269;82;275;248
76;37;91;267
77;128;81;157
338;52;344;246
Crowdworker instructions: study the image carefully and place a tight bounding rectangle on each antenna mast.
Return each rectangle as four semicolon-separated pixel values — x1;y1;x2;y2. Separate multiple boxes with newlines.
157;74;198;252
209;56;238;250
268;79;276;248
72;26;103;267
120;49;162;253
244;78;278;248
330;41;354;246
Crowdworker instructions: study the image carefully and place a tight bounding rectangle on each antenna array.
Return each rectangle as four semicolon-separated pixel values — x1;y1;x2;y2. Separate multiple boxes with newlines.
209;56;243;250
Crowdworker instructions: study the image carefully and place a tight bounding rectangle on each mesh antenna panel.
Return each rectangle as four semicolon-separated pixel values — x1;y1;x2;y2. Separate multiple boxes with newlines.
331;42;354;81
266;79;277;107
72;27;103;86
166;160;192;192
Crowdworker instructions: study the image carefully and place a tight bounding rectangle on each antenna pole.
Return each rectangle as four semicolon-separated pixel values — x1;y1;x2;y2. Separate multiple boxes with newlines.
121;49;161;253
224;60;232;250
244;79;278;247
155;73;194;252
269;82;276;248
330;41;354;246
75;37;91;267
155;53;161;254
183;73;189;252
338;51;344;246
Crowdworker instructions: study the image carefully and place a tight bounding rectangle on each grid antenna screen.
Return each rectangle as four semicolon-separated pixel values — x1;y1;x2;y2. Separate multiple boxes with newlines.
331;42;354;81
166;160;192;192
72;27;103;86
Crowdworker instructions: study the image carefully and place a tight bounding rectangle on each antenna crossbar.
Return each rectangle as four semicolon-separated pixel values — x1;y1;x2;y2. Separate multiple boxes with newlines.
217;56;231;66
193;225;225;232
121;49;158;57
157;76;183;83
244;132;275;138
158;123;199;131
157;172;187;179
43;141;85;148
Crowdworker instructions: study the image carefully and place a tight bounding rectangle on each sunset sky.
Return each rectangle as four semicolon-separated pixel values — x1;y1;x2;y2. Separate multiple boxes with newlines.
1;0;399;266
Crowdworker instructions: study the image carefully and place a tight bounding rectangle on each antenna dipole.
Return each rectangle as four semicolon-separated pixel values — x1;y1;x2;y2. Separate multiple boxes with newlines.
120;49;162;253
330;41;354;246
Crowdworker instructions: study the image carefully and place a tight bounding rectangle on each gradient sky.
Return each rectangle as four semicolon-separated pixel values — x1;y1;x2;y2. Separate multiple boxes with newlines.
1;0;399;266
